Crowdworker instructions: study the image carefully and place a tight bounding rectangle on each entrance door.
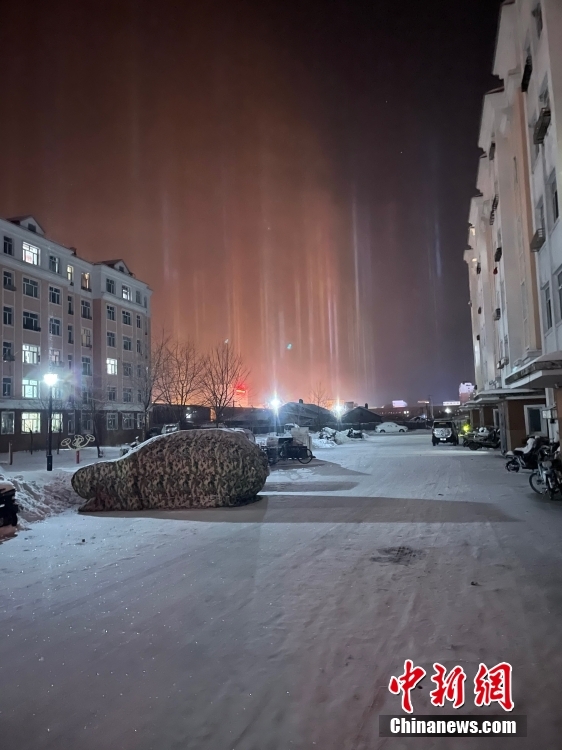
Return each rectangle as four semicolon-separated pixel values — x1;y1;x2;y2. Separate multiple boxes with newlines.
525;405;547;436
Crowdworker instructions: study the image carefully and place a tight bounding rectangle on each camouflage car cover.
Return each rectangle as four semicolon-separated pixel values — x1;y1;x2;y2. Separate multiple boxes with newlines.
73;429;269;512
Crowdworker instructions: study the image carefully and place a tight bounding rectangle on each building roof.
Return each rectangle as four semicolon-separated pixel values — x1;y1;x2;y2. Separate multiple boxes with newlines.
96;259;134;277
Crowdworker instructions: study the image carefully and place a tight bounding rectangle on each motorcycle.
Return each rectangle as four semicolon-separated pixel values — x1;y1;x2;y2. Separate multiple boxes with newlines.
463;427;501;451
347;428;363;439
529;444;562;499
0;480;19;528
505;435;552;472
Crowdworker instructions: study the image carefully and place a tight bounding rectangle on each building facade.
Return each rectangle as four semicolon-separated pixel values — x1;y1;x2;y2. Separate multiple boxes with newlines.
0;216;151;451
464;0;562;448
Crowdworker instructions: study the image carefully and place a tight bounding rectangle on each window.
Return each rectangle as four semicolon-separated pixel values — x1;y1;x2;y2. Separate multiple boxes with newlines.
3;342;13;361
68;295;74;314
104;305;115;322
51;413;63;433
123;362;132;377
536;198;546;233
137;364;143;378
81;272;91;291
49;348;61;364
49;317;61;336
22;411;40;432
49;255;60;274
2;377;12;397
22;242;39;265
123;336;132;351
137;390;142;403
22;379;39;399
107;413;117;430
106;357;117;375
106;278;115;294
1;411;14;434
107;331;116;347
123;388;132;403
81;414;93;432
122;413;134;429
533;3;543;37
68;354;73;370
136;314;142;329
67;265;74;284
3;306;13;325
23;277;39;298
543;284;553;330
136;413;144;429
549;171;559;226
143;296;147;309
49;286;61;305
81;300;92;319
135;290;142;305
3;271;14;289
3;236;13;256
82;356;92;376
122;285;131;301
122;310;132;326
136;339;142;354
68;415;75;434
23;311;40;331
81;389;91;406
22;344;40;364
107;386;117;401
558;272;562;322
81;327;91;347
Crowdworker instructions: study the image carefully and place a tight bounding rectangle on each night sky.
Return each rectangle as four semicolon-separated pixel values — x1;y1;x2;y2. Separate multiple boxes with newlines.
0;0;500;406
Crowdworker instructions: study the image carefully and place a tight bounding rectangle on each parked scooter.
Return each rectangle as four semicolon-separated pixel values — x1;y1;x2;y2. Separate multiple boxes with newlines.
529;443;562;498
463;427;501;451
0;480;19;528
347;428;363;439
505;435;552;472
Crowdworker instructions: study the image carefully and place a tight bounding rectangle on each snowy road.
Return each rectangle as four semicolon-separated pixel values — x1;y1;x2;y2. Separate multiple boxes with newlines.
1;433;561;748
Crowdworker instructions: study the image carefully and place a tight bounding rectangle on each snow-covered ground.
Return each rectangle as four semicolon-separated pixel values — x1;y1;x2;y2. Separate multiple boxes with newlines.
1;433;561;748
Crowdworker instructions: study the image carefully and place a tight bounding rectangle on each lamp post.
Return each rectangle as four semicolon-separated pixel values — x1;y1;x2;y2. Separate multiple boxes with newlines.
333;402;344;431
270;397;281;435
44;372;58;471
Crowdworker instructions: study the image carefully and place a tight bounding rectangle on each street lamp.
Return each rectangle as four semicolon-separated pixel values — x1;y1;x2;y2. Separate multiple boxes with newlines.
332;402;344;431
44;372;58;471
270;396;281;435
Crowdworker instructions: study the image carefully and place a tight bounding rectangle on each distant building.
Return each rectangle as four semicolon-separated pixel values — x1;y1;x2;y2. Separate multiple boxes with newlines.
0;216;151;450
341;406;382;427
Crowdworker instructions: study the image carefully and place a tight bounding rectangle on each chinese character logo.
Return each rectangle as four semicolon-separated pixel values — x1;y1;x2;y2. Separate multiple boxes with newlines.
388;660;426;714
474;662;514;712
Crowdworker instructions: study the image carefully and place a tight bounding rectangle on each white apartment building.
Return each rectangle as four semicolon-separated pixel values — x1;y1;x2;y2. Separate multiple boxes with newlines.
0;215;152;451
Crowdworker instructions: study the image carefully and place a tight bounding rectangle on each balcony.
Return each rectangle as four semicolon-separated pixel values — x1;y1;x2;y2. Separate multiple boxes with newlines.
493;308;501;321
521;55;532;92
22;323;41;332
489;194;499;225
2;354;15;362
530;228;546;252
81;342;92;349
3;283;16;292
533;108;551;145
494;246;502;263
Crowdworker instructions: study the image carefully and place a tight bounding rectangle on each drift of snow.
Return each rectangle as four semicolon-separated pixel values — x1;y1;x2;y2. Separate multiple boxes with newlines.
1;470;83;525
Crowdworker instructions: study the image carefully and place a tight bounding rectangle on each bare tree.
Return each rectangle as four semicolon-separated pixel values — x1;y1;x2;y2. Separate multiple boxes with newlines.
154;339;203;411
310;381;329;430
131;334;170;434
200;343;249;426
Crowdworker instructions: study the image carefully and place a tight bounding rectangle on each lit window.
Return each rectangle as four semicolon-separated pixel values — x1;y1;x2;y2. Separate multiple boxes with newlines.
67;265;74;284
23;242;39;265
107;331;116;347
3;306;13;326
81;272;91;291
22;411;41;432
2;378;12;397
3;236;13;256
22;379;39;399
82;357;92;376
1;411;15;434
123;388;132;403
107;358;118;375
49;255;60;274
49;286;61;304
122;310;132;325
124;362;132;377
122;413;134;429
107;413;117;430
122;285;131;301
51;413;63;432
49;348;61;364
107;305;115;320
3;270;14;289
23;277;39;298
106;278;115;294
123;336;132;351
107;386;117;401
22;344;40;365
81;327;92;347
49;318;61;336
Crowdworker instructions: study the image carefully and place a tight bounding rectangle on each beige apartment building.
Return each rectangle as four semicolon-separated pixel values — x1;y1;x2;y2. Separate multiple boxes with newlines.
0;215;151;452
464;0;562;448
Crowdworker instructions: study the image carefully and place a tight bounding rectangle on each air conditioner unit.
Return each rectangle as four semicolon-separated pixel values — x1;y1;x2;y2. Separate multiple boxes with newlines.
493;308;501;321
530;228;546;252
494;246;502;262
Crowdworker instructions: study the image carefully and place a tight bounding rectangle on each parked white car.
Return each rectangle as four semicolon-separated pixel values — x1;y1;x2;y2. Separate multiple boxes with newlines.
375;421;407;433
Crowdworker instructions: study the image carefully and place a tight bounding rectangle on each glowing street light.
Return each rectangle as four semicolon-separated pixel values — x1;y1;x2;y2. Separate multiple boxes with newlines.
44;372;58;471
270;397;281;412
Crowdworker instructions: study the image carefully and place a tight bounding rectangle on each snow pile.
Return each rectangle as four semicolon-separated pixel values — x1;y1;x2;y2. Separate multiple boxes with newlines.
311;429;354;449
2;470;82;524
